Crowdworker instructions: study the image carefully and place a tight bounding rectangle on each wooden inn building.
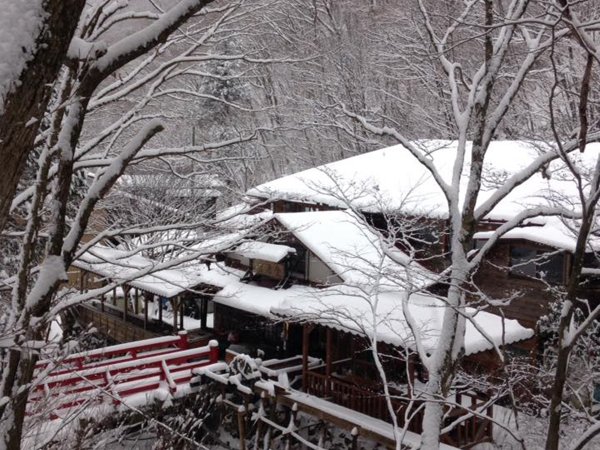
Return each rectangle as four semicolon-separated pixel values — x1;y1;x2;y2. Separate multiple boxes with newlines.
70;140;600;448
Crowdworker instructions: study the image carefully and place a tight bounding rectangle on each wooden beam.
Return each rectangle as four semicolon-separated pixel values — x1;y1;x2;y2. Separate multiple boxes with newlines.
134;288;139;315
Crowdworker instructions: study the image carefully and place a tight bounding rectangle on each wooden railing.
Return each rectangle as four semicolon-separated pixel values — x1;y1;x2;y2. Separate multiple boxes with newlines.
30;337;219;416
305;370;492;448
36;332;189;375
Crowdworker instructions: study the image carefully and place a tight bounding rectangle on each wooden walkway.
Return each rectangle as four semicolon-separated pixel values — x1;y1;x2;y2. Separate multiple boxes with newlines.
31;333;219;418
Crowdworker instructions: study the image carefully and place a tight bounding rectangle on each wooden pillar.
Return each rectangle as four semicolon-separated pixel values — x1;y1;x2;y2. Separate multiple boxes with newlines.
79;270;85;294
172;298;178;333
180;298;184;330
112;287;117;306
158;296;163;324
143;295;148;330
122;286;128;321
100;291;105;312
302;323;310;392
200;297;207;329
134;289;139;315
325;327;333;396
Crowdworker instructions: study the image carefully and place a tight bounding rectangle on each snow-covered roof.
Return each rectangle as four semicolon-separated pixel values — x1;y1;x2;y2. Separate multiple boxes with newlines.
474;215;600;252
216;202;273;230
73;246;210;298
231;240;296;263
274;210;435;288
210;270;533;356
73;243;532;355
247;140;600;222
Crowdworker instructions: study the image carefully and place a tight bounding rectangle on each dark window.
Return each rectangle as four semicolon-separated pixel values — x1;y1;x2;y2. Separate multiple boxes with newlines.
286;245;307;279
510;247;537;278
510;246;564;284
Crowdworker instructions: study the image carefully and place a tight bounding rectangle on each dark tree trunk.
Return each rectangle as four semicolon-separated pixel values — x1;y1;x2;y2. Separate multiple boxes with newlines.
0;0;85;234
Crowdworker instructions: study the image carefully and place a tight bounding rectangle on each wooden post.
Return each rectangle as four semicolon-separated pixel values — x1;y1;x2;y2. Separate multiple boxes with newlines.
134;288;139;315
302;324;310;392
325;327;333;396
237;406;246;450
79;270;85;294
122;286;128;321
112;287;117;306
100;292;105;312
180;298;184;330
172;298;178;332
351;427;359;450
143;295;148;330
200;297;207;329
158;295;163;324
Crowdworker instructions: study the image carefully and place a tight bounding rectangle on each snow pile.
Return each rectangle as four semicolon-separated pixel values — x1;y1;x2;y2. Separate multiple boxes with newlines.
0;0;45;113
275;210;435;288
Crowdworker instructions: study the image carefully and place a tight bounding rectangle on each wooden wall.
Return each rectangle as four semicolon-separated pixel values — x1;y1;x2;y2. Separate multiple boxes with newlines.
473;240;560;328
77;305;158;343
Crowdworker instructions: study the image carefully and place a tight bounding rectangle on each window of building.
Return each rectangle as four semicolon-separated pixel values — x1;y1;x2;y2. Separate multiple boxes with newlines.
510;246;564;284
286;245;307;279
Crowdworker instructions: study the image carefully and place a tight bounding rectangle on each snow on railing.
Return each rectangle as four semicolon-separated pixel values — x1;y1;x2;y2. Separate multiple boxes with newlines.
36;332;189;376
30;336;219;415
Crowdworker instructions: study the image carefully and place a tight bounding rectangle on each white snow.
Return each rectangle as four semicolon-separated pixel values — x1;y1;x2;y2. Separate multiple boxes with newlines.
231;240;296;263
271;287;533;356
73;244;234;298
284;390;459;450
474;215;600;252
206;264;533;356
248;140;600;222
275;210;435;288
0;0;45;113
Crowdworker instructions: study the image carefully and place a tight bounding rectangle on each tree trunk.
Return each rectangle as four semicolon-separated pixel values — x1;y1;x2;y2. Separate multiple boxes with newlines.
0;0;85;234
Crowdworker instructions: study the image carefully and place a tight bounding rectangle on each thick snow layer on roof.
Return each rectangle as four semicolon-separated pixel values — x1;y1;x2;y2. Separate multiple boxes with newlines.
275;210;435;288
0;0;45;114
208;266;533;355
232;240;296;263
216;202;273;230
474;215;600;252
271;287;533;356
73;246;208;298
248;140;600;221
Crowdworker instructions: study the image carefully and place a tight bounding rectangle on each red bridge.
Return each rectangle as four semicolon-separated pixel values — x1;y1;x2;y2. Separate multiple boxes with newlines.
30;332;219;418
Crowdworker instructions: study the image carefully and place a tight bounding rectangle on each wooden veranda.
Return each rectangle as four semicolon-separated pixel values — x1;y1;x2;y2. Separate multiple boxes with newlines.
298;323;494;449
73;267;213;344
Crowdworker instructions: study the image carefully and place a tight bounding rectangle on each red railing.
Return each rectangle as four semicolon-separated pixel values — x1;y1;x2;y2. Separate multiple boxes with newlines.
30;335;219;415
36;332;191;376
